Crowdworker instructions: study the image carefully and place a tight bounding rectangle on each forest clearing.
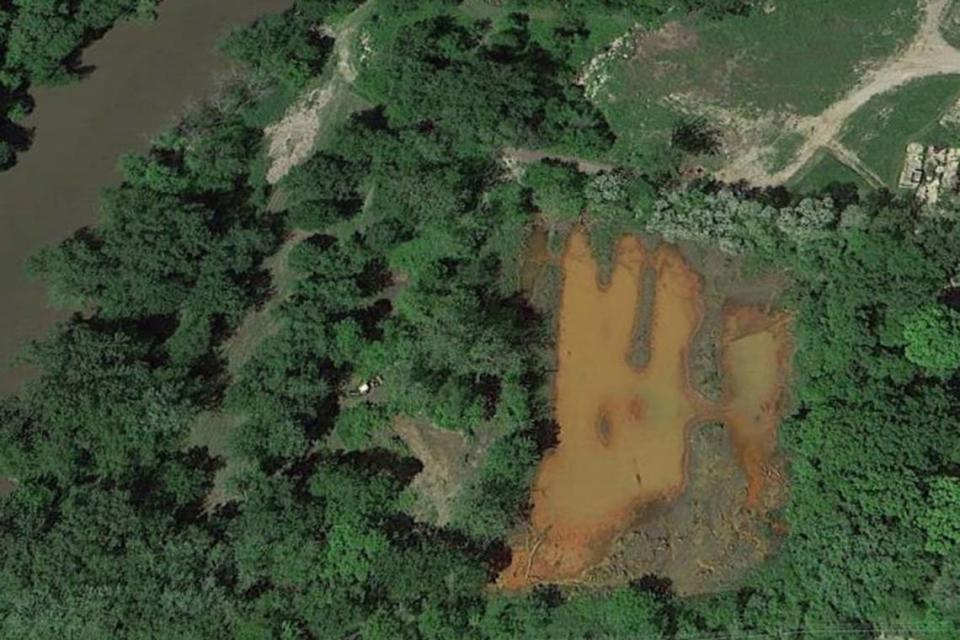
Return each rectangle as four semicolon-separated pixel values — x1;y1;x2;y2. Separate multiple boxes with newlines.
719;0;960;185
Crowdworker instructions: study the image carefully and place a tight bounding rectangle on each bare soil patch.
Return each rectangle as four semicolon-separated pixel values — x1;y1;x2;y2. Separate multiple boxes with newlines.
264;83;339;184
586;423;785;595
0;477;16;496
665;94;802;179
394;417;499;526
501;230;708;587
395;417;472;526
631;22;700;80
264;1;370;183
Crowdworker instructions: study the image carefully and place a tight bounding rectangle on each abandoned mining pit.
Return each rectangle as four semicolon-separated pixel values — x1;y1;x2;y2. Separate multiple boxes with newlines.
499;227;792;592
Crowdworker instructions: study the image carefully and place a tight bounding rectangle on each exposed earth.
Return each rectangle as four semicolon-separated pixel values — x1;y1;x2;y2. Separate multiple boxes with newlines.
264;1;371;183
586;422;786;595
394;417;490;527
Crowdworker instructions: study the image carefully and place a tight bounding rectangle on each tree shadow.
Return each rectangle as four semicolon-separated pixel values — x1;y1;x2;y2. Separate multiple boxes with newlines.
0;119;33;168
0;87;35;168
532;418;560;455
336;448;423;487
128;446;223;525
630;573;675;601
385;510;514;581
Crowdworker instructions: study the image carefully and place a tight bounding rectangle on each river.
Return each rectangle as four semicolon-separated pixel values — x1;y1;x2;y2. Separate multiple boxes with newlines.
0;0;292;395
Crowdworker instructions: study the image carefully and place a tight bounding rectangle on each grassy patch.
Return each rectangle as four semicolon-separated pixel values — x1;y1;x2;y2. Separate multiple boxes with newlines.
599;0;919;167
787;149;868;194
186;229;311;504
458;0;504;21
941;0;960;48
602;90;684;169
186;410;249;506
312;83;371;150
840;74;960;187
187;410;240;459
693;0;916;114
766;131;806;173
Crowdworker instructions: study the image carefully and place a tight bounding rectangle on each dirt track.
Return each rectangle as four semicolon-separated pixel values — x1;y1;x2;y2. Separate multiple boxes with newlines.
503;147;616;175
720;0;960;185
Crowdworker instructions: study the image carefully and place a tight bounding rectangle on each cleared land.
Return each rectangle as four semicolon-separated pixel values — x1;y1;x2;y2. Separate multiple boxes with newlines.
839;74;960;187
394;417;471;526
599;0;920;170
720;0;960;185
264;1;372;183
588;423;784;595
499;229;791;589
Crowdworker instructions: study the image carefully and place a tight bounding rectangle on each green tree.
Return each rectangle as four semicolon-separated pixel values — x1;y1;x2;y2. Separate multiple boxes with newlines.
522;160;587;221
283;151;367;229
921;476;960;556
222;11;333;91
357;12;612;155
0;323;189;484
902;304;960;374
0;469;229;638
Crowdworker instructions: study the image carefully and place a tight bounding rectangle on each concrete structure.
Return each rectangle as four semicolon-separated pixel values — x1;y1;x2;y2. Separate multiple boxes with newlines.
899;142;925;189
899;143;960;204
944;148;960;191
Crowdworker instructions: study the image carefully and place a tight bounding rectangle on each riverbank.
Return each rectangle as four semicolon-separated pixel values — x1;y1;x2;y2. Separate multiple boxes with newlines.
0;0;291;394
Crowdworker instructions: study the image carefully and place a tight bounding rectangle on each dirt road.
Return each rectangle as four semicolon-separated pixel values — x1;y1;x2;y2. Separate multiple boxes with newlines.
825;141;888;188
502;147;616;174
720;0;960;185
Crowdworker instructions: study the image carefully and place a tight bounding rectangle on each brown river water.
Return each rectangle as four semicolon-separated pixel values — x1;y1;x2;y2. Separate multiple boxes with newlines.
0;0;291;395
500;229;791;588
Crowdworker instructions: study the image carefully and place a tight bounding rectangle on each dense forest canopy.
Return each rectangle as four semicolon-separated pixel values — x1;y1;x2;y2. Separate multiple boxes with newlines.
0;0;958;638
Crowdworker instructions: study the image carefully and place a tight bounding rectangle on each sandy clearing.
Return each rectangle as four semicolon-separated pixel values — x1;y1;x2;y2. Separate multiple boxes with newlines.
720;0;960;186
394;417;471;526
264;83;339;184
264;2;369;184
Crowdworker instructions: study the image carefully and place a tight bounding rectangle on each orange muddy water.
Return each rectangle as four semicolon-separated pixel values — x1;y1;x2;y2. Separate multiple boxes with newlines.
720;306;792;508
500;229;791;588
